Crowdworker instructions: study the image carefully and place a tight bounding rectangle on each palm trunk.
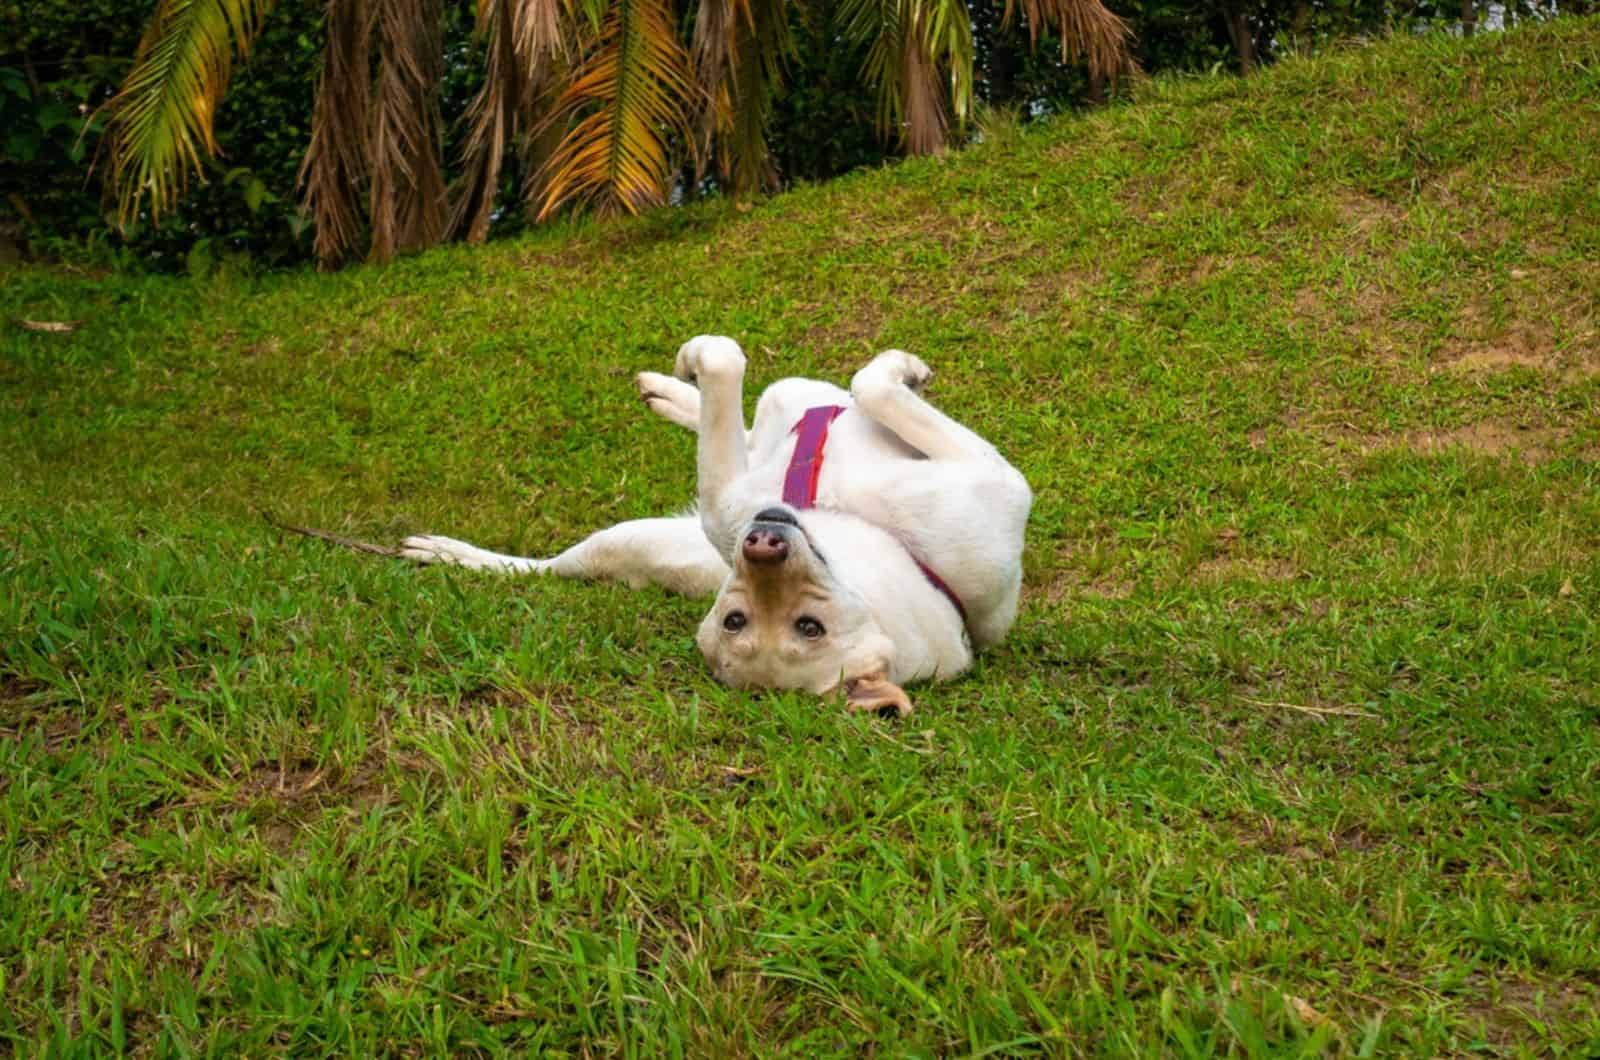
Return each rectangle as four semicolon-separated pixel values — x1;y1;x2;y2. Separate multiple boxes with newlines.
1224;3;1255;75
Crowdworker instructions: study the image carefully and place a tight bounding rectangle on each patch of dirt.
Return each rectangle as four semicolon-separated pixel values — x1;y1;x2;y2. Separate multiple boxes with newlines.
802;301;886;352
1045;539;1136;601
1331;826;1383;853
1292;287;1324;316
0;673;45;701
1335;190;1410;237
1305;418;1573;465
1205;810;1320;862
1283;276;1419;363
1432;320;1600;381
1192;555;1298;583
0;677;140;759
234;761;332;805
1047;572;1136;601
1181;527;1298;585
1457;972;1600;1049
1396;423;1568;463
1442;345;1553;374
1019;266;1104;317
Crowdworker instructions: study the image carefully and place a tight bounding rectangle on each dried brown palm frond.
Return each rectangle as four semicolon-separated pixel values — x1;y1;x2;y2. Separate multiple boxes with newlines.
368;0;448;261
510;0;571;64
1002;0;1135;82
841;0;973;155
450;0;574;242
534;0;693;220
299;0;374;268
450;0;521;242
691;0;789;197
99;0;278;226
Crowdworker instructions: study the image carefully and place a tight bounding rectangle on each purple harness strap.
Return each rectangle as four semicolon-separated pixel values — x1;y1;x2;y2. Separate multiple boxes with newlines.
782;405;846;510
783;404;968;627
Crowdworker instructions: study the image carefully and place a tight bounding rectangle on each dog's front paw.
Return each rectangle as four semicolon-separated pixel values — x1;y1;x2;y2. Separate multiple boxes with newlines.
853;349;932;403
636;371;700;429
673;335;746;385
636;370;677;402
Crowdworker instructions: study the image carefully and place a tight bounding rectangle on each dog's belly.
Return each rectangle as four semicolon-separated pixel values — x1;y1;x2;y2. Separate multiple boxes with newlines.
741;405;923;500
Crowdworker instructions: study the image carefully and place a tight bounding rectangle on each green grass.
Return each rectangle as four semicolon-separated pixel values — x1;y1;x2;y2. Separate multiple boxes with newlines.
4;18;1600;1056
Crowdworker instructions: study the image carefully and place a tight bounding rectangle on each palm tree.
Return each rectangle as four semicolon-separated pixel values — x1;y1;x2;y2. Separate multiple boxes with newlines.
101;0;1133;268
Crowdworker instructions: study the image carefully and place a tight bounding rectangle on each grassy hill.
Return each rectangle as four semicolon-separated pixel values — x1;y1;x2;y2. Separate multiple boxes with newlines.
3;17;1599;1055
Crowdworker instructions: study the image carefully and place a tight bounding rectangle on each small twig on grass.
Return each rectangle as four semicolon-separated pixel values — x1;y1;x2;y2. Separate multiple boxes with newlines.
15;318;82;334
872;727;939;755
260;510;400;558
1243;697;1377;721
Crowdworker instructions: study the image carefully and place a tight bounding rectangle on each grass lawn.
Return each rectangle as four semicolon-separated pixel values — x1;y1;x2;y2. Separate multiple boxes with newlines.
3;16;1600;1056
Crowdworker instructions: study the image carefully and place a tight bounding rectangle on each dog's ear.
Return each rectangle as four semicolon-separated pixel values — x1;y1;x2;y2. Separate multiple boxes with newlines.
844;673;913;719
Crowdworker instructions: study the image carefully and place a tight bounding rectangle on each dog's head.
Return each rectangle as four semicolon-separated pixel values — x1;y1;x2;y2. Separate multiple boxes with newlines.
696;505;912;717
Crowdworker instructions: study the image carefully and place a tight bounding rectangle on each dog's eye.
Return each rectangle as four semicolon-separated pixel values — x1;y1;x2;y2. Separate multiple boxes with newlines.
795;616;825;639
723;610;747;632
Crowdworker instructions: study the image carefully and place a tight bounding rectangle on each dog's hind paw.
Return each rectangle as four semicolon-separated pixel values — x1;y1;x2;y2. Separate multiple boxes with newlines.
400;535;482;567
853;349;932;402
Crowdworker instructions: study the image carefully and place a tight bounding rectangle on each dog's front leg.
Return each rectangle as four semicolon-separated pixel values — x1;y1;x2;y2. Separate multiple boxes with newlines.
675;335;750;560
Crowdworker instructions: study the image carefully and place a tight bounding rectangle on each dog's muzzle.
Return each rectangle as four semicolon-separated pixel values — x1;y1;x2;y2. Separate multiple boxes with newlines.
753;506;797;527
743;519;792;565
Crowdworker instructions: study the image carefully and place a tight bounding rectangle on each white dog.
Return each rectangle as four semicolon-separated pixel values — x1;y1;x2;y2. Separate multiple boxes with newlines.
401;337;1032;716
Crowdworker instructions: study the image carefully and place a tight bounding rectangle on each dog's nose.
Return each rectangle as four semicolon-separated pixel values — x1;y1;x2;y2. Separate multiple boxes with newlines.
754;507;797;527
742;527;790;564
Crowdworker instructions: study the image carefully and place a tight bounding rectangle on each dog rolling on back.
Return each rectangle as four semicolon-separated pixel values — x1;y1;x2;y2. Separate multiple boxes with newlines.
402;337;1032;716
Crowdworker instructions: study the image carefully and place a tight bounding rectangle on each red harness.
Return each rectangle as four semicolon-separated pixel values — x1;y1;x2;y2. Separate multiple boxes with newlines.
783;405;968;626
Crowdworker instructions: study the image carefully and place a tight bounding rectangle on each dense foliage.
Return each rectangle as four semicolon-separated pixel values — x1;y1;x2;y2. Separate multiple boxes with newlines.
1;0;1576;270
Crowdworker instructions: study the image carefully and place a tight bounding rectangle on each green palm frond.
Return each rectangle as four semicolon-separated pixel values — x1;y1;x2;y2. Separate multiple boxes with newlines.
101;0;278;226
535;0;693;219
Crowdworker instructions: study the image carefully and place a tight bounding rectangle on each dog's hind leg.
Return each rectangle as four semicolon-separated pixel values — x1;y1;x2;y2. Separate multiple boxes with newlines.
399;535;541;573
850;350;1001;463
401;516;728;596
636;371;700;431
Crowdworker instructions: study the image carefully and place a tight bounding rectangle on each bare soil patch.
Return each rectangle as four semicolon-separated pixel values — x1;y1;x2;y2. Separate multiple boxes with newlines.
1459;972;1600;1050
1394;423;1567;463
1334;190;1409;238
1301;418;1573;465
1432;324;1600;381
